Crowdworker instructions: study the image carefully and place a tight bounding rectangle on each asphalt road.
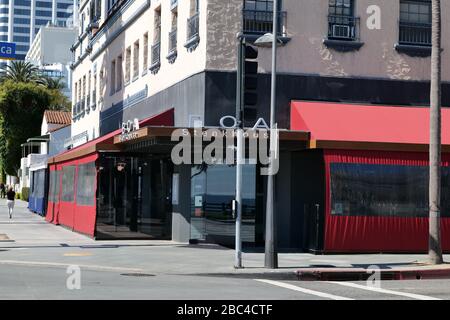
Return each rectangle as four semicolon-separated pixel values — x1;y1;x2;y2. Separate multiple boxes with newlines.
0;263;449;300
1;200;450;301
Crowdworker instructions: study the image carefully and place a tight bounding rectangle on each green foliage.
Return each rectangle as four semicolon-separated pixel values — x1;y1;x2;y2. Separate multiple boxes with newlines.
2;61;40;83
20;187;29;201
0;80;68;175
15;192;21;200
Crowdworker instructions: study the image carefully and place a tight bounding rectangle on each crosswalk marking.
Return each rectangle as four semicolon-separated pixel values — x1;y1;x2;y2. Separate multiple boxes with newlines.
255;279;354;300
327;281;442;300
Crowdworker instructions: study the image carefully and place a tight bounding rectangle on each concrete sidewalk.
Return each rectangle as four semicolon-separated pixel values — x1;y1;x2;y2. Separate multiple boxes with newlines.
1;199;450;281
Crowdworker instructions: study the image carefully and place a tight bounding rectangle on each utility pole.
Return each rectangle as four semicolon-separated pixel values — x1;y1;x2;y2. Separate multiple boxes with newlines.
429;0;444;265
264;0;279;269
234;35;244;269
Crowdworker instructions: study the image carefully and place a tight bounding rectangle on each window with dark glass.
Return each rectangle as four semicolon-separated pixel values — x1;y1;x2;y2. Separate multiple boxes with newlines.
330;163;450;218
76;162;97;206
243;0;285;36
190;164;257;245
327;0;359;41
399;0;431;46
61;166;76;202
49;170;61;203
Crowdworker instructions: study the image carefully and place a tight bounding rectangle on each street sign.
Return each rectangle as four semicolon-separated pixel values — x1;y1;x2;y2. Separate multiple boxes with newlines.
0;42;16;60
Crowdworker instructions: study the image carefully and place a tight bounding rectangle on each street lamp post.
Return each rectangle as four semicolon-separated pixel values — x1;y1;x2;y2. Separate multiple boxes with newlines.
253;0;279;269
235;35;244;269
265;0;279;269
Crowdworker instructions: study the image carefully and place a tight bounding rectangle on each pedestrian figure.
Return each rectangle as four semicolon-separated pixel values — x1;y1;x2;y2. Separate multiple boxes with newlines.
0;183;5;198
6;187;15;219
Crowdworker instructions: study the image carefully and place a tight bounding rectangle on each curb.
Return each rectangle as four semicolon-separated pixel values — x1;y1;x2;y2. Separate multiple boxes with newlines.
181;272;299;281
295;267;450;281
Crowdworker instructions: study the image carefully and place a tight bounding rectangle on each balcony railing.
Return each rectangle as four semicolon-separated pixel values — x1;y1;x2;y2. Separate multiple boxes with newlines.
150;42;161;72
107;0;127;17
399;21;431;47
327;15;360;41
168;28;178;56
187;12;200;43
243;9;287;37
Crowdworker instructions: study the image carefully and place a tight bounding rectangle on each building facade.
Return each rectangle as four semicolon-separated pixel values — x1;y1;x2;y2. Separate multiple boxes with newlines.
26;23;78;97
48;0;450;252
0;0;74;70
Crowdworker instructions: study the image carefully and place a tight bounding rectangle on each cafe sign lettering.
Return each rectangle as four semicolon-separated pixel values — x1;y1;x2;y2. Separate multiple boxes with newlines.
119;118;140;142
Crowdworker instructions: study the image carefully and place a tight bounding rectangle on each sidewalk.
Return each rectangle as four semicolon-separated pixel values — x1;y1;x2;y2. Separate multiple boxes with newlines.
1;199;450;281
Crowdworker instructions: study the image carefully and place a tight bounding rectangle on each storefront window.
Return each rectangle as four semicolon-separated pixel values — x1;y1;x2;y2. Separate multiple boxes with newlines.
61;165;76;202
76;162;97;206
33;169;45;199
96;155;173;239
48;170;60;203
330;163;450;217
190;164;257;246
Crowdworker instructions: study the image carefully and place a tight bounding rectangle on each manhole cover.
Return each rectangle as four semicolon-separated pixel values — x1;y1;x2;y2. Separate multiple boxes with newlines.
120;273;155;277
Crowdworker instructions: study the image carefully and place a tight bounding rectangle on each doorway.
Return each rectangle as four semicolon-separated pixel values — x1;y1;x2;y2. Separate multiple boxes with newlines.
96;154;173;239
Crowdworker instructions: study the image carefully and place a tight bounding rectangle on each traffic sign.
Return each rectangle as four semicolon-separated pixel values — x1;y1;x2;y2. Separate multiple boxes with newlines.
0;42;16;60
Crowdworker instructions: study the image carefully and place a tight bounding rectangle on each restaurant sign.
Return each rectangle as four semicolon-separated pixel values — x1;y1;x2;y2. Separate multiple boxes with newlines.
119;118;140;142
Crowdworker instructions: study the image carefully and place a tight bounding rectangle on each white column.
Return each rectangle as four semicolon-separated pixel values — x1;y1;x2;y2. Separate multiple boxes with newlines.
30;0;36;46
52;0;57;25
7;0;14;42
101;0;108;22
73;0;79;27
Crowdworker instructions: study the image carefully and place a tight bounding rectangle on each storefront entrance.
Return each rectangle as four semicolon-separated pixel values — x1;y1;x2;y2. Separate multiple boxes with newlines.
96;154;173;239
190;163;264;247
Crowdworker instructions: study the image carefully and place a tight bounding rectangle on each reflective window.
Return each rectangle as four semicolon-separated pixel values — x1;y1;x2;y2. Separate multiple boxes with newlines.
190;164;257;245
61;165;76;202
48;170;61;203
76;162;97;206
330;163;450;217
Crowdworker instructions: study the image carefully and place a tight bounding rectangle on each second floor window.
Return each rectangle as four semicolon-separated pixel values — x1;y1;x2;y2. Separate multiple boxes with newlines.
399;0;431;46
143;32;149;71
110;60;116;95
243;0;285;36
154;7;161;43
327;0;358;41
116;54;123;91
125;46;131;83
133;41;139;79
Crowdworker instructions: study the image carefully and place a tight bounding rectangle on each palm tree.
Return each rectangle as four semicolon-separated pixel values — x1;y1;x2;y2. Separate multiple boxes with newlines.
3;61;39;83
40;76;66;90
429;0;444;265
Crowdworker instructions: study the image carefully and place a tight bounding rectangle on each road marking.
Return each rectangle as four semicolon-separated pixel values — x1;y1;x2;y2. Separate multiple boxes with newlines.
0;259;143;273
327;281;442;300
63;252;93;257
310;259;350;265
255;279;354;300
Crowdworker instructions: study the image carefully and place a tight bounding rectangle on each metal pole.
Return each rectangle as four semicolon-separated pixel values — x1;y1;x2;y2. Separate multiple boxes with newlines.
264;0;278;269
235;36;244;268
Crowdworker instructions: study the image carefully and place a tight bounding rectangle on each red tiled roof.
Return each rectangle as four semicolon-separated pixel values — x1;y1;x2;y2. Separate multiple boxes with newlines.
44;110;72;125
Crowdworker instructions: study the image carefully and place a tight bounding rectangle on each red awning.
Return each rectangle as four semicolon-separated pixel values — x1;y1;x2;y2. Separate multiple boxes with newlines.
291;101;450;146
48;108;174;164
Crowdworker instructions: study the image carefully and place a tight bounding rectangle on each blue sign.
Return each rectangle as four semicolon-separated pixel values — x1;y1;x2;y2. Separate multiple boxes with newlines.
0;42;16;60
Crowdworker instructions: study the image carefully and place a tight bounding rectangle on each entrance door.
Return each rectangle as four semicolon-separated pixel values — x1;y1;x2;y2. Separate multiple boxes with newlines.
138;158;173;239
96;155;172;239
190;164;257;247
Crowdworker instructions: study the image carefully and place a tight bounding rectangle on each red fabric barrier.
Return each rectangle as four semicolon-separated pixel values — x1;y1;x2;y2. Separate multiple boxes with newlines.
324;149;450;252
45;164;61;225
57;154;98;236
45;109;175;237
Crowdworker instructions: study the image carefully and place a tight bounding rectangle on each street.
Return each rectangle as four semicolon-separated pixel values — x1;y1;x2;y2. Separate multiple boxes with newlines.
0;200;449;300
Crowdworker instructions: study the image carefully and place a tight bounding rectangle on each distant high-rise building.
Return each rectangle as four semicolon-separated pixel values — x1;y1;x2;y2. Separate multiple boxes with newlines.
0;0;75;69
